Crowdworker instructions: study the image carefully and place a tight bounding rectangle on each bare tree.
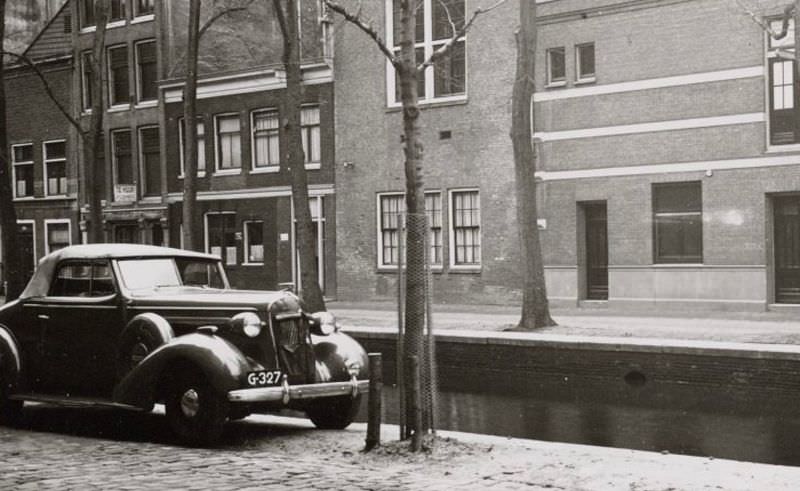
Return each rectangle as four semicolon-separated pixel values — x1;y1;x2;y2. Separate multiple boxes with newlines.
0;0;23;300
512;0;555;329
182;0;256;251
326;0;503;439
272;0;326;312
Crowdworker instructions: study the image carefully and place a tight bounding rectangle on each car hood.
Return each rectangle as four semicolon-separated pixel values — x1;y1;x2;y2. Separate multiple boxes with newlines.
127;288;296;311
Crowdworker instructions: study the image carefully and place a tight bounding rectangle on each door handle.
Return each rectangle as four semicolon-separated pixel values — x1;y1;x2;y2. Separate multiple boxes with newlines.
37;314;50;320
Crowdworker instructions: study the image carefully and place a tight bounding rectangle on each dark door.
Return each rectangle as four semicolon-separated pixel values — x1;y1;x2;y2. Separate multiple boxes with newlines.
775;196;800;303
17;222;35;285
114;223;140;244
584;203;608;300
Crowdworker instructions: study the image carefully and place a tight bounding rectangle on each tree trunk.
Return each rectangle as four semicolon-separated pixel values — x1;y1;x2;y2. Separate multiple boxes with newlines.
513;0;555;329
86;0;109;243
274;0;326;311
398;0;430;435
182;0;201;251
0;0;24;300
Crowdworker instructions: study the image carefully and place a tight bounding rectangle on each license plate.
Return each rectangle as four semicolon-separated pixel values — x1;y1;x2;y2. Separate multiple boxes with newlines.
247;370;282;387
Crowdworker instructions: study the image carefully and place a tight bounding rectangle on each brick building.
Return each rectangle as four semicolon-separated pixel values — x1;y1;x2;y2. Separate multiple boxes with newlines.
332;0;800;311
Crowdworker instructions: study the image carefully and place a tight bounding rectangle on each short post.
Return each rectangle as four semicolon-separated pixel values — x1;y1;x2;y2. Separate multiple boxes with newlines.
406;355;422;452
364;352;382;451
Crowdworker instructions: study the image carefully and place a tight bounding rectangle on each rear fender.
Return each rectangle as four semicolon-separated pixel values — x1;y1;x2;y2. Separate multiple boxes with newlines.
312;331;369;383
112;332;254;408
0;325;21;393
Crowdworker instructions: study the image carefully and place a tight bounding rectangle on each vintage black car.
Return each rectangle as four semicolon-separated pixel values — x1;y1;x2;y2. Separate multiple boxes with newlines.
0;244;369;445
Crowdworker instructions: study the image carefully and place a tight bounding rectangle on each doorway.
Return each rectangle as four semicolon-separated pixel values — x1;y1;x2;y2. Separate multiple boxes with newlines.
17;221;35;284
113;223;140;244
583;203;608;300
774;196;800;303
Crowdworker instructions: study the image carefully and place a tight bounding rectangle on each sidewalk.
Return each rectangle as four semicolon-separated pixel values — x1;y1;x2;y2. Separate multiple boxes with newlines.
329;301;800;345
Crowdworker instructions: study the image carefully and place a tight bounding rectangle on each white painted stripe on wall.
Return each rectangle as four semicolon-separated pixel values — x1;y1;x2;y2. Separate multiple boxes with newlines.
533;66;763;102
537;154;800;181
534;113;764;142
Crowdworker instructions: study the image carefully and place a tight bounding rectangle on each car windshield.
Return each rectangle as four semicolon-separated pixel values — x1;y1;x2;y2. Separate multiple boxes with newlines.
116;257;228;291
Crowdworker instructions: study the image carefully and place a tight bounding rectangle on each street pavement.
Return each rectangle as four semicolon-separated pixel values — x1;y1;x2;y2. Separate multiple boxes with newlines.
3;403;800;490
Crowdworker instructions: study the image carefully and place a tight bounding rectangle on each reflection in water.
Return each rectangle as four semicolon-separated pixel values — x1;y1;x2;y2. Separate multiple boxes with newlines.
361;387;800;466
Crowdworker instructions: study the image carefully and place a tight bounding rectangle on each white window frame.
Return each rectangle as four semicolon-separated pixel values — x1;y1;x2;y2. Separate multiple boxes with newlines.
375;190;443;270
137;125;160;198
546;46;566;88
43;139;67;197
204;211;238;265
448;188;481;270
132;0;155;22
300;104;321;170
384;0;468;107
12;143;34;200
111;128;135;199
16;219;36;268
575;42;596;84
134;39;157;106
764;19;800;153
107;44;131;109
81;51;93;112
213;113;243;175
178;117;207;178
44;219;72;255
243;220;265;266
425;190;443;268
292;195;325;291
250;108;281;173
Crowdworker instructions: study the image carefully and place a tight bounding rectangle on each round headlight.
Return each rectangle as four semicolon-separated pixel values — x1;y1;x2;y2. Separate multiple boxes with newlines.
310;311;337;335
232;312;262;338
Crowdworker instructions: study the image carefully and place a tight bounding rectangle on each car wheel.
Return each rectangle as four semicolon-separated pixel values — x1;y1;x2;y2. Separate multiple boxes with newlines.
165;370;228;446
306;395;361;430
116;314;173;381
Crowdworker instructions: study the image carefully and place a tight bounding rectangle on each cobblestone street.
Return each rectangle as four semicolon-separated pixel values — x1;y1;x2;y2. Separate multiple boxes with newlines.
5;403;800;490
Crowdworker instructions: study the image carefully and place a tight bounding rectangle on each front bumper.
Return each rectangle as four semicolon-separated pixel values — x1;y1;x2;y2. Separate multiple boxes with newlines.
227;375;369;404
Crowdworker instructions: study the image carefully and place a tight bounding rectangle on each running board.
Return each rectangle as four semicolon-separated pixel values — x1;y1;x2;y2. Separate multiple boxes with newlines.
10;393;145;411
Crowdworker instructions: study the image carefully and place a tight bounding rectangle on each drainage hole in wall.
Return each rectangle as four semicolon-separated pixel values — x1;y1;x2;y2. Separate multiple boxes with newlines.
624;370;647;387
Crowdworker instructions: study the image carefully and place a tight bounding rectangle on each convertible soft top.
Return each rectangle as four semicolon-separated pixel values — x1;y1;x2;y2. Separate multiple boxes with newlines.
20;244;219;299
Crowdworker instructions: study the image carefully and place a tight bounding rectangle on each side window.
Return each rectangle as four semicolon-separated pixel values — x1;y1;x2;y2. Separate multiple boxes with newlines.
50;261;116;297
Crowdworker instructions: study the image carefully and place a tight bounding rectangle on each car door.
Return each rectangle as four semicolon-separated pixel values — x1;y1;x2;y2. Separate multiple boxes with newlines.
33;260;124;397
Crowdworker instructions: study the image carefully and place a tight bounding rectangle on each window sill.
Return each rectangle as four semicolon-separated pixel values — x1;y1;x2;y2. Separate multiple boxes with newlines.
107;20;127;29
43;194;69;200
108;104;131;113
575;77;596;85
242;262;265;267
134;100;158;109
377;266;444;273
131;14;155;24
545;81;567;89
178;171;207;179
766;143;800;153
250;166;280;174
305;163;321;171
80;26;97;34
81;109;92;115
448;265;482;273
651;263;704;268
139;196;162;204
13;196;36;202
213;169;243;176
386;95;468;112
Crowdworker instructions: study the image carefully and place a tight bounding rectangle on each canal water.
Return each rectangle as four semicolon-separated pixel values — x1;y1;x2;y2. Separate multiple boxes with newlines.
362;386;800;466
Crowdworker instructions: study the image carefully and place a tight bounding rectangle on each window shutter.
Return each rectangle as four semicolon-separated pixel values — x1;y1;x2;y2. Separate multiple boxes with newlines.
110;47;127;69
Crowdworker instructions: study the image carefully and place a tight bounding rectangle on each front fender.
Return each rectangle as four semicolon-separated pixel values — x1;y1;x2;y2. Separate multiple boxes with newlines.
312;331;369;383
112;332;254;409
0;325;21;393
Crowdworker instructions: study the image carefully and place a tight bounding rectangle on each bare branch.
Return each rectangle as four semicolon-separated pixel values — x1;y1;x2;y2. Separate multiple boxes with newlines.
419;0;507;73
272;0;289;42
325;0;399;67
3;51;85;141
736;0;795;40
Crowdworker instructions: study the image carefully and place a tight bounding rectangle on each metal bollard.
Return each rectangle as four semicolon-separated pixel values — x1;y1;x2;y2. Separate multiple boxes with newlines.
364;352;382;451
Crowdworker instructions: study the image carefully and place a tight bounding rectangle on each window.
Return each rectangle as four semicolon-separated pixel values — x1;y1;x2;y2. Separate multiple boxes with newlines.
244;221;264;264
108;45;130;107
388;0;466;104
547;47;566;86
139;126;160;197
134;0;154;17
110;0;126;22
252;109;279;170
179;118;206;176
576;43;595;82
12;143;34;199
215;114;241;172
301;106;320;166
80;0;95;28
206;213;237;265
45;220;71;255
450;190;480;267
112;129;134;201
50;261;115;297
377;191;442;267
425;192;443;266
653;182;702;264
44;140;67;196
135;40;157;103
81;51;93;110
767;18;799;145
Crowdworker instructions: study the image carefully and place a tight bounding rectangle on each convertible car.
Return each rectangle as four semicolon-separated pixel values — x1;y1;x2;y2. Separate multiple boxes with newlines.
0;244;369;445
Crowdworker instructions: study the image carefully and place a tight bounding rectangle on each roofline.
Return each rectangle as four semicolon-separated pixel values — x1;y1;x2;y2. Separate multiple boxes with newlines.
6;54;73;72
20;0;71;61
